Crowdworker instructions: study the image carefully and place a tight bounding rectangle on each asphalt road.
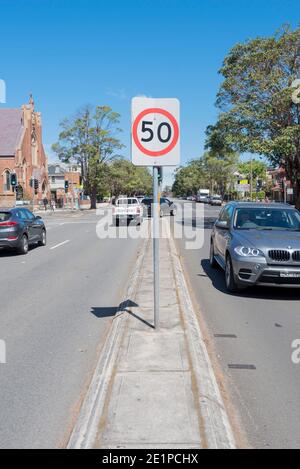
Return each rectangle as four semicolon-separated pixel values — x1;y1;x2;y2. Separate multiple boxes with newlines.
0;208;142;449
174;200;300;449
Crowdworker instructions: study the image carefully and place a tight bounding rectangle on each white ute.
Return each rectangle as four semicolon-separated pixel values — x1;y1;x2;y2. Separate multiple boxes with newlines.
113;197;143;226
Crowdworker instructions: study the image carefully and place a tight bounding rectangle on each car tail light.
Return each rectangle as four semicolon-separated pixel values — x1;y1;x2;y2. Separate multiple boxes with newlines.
0;221;17;227
7;236;18;240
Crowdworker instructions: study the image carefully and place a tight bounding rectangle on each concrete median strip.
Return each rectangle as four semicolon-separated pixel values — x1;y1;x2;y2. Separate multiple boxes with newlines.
68;220;235;449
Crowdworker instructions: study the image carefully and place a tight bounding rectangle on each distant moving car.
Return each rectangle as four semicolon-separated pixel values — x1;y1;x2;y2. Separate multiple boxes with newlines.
113;197;143;226
210;195;223;206
142;198;177;217
197;189;210;203
0;207;46;255
210;202;300;292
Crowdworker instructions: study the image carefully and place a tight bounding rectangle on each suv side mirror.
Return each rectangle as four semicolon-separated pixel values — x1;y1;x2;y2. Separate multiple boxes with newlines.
216;220;229;230
35;215;42;220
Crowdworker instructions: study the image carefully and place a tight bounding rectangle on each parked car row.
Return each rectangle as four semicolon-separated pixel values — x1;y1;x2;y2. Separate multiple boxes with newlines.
112;197;177;225
183;194;223;205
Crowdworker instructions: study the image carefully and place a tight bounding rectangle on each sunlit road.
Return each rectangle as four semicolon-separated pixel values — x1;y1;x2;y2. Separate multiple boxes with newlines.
175;200;300;449
0;209;142;449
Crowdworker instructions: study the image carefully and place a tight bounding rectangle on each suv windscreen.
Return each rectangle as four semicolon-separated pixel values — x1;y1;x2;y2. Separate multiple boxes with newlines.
234;208;300;231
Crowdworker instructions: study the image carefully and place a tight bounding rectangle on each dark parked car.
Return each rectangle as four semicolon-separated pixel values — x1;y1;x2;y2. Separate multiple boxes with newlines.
141;198;177;217
0;208;46;255
210;202;300;292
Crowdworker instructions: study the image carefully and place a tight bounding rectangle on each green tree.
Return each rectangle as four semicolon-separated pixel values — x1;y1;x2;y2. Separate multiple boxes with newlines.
206;25;300;207
202;151;239;196
172;160;205;196
238;160;267;182
108;160;152;197
52;105;124;209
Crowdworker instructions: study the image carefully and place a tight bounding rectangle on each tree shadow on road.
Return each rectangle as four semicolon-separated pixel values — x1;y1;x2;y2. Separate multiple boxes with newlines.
201;258;300;301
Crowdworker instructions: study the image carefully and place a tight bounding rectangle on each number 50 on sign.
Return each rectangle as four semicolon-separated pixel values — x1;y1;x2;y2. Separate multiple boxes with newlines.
131;97;180;166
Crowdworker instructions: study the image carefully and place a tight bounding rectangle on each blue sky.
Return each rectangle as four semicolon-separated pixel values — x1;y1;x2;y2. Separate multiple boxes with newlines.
0;0;299;184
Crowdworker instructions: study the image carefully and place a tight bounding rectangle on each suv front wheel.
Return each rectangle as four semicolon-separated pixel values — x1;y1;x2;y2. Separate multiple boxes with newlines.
225;255;241;293
209;240;218;268
38;229;47;247
18;234;29;255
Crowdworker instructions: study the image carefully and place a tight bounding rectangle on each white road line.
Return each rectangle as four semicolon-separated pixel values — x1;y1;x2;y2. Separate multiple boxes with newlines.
50;240;70;250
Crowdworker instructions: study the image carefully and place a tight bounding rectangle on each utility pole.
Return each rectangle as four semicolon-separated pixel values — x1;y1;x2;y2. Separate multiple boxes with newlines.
283;180;287;204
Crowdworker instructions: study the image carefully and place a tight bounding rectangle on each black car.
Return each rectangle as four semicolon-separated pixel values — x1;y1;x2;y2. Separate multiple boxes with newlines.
0;208;47;255
141;198;177;217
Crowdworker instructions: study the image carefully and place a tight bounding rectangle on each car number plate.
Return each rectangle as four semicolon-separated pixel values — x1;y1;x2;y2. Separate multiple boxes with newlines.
280;272;300;278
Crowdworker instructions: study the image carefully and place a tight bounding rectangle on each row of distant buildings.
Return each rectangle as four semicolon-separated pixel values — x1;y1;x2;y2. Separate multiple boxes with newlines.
0;97;82;208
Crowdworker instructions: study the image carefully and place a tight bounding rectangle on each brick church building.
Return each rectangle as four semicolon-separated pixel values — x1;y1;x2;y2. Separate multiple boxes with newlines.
0;96;50;207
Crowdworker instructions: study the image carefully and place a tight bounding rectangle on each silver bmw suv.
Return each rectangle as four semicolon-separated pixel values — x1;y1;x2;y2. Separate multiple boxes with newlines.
210;202;300;292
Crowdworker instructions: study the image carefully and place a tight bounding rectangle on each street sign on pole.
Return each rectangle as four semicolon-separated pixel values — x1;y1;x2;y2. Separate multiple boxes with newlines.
132;97;180;329
132;97;180;167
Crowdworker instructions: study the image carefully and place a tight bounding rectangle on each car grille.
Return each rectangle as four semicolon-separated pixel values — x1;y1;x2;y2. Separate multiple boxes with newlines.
292;251;300;262
268;250;290;262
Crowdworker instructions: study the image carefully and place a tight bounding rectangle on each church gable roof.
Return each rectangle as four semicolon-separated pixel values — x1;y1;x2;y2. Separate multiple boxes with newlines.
0;109;24;156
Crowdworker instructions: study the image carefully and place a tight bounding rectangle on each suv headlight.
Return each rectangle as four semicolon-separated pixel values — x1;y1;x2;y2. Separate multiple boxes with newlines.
234;246;264;257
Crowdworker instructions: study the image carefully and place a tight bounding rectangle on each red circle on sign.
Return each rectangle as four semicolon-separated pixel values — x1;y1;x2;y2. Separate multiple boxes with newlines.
132;108;179;157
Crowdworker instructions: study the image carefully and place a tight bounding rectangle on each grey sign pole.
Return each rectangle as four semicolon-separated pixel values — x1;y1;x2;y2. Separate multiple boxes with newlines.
153;166;160;329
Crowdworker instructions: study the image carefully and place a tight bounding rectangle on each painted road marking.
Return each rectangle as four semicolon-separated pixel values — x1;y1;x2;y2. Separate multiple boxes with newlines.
50;240;70;250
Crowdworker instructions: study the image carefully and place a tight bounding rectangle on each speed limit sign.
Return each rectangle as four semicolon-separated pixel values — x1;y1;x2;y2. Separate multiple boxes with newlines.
131;97;180;166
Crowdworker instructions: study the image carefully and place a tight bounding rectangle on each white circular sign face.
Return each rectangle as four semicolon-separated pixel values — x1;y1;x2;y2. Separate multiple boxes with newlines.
132;98;180;167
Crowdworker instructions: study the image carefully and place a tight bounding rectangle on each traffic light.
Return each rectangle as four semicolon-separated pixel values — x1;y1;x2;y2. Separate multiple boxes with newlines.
279;180;285;191
64;180;69;193
34;179;39;190
10;173;17;187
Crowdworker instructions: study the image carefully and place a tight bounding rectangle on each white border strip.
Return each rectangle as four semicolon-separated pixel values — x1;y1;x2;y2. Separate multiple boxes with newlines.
50;240;70;250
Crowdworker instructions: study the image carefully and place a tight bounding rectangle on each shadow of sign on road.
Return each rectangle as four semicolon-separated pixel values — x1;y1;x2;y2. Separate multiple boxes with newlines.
91;300;154;329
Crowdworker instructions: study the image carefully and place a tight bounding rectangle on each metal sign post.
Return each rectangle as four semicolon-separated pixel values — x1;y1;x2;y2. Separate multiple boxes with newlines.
131;97;180;330
153;166;160;329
